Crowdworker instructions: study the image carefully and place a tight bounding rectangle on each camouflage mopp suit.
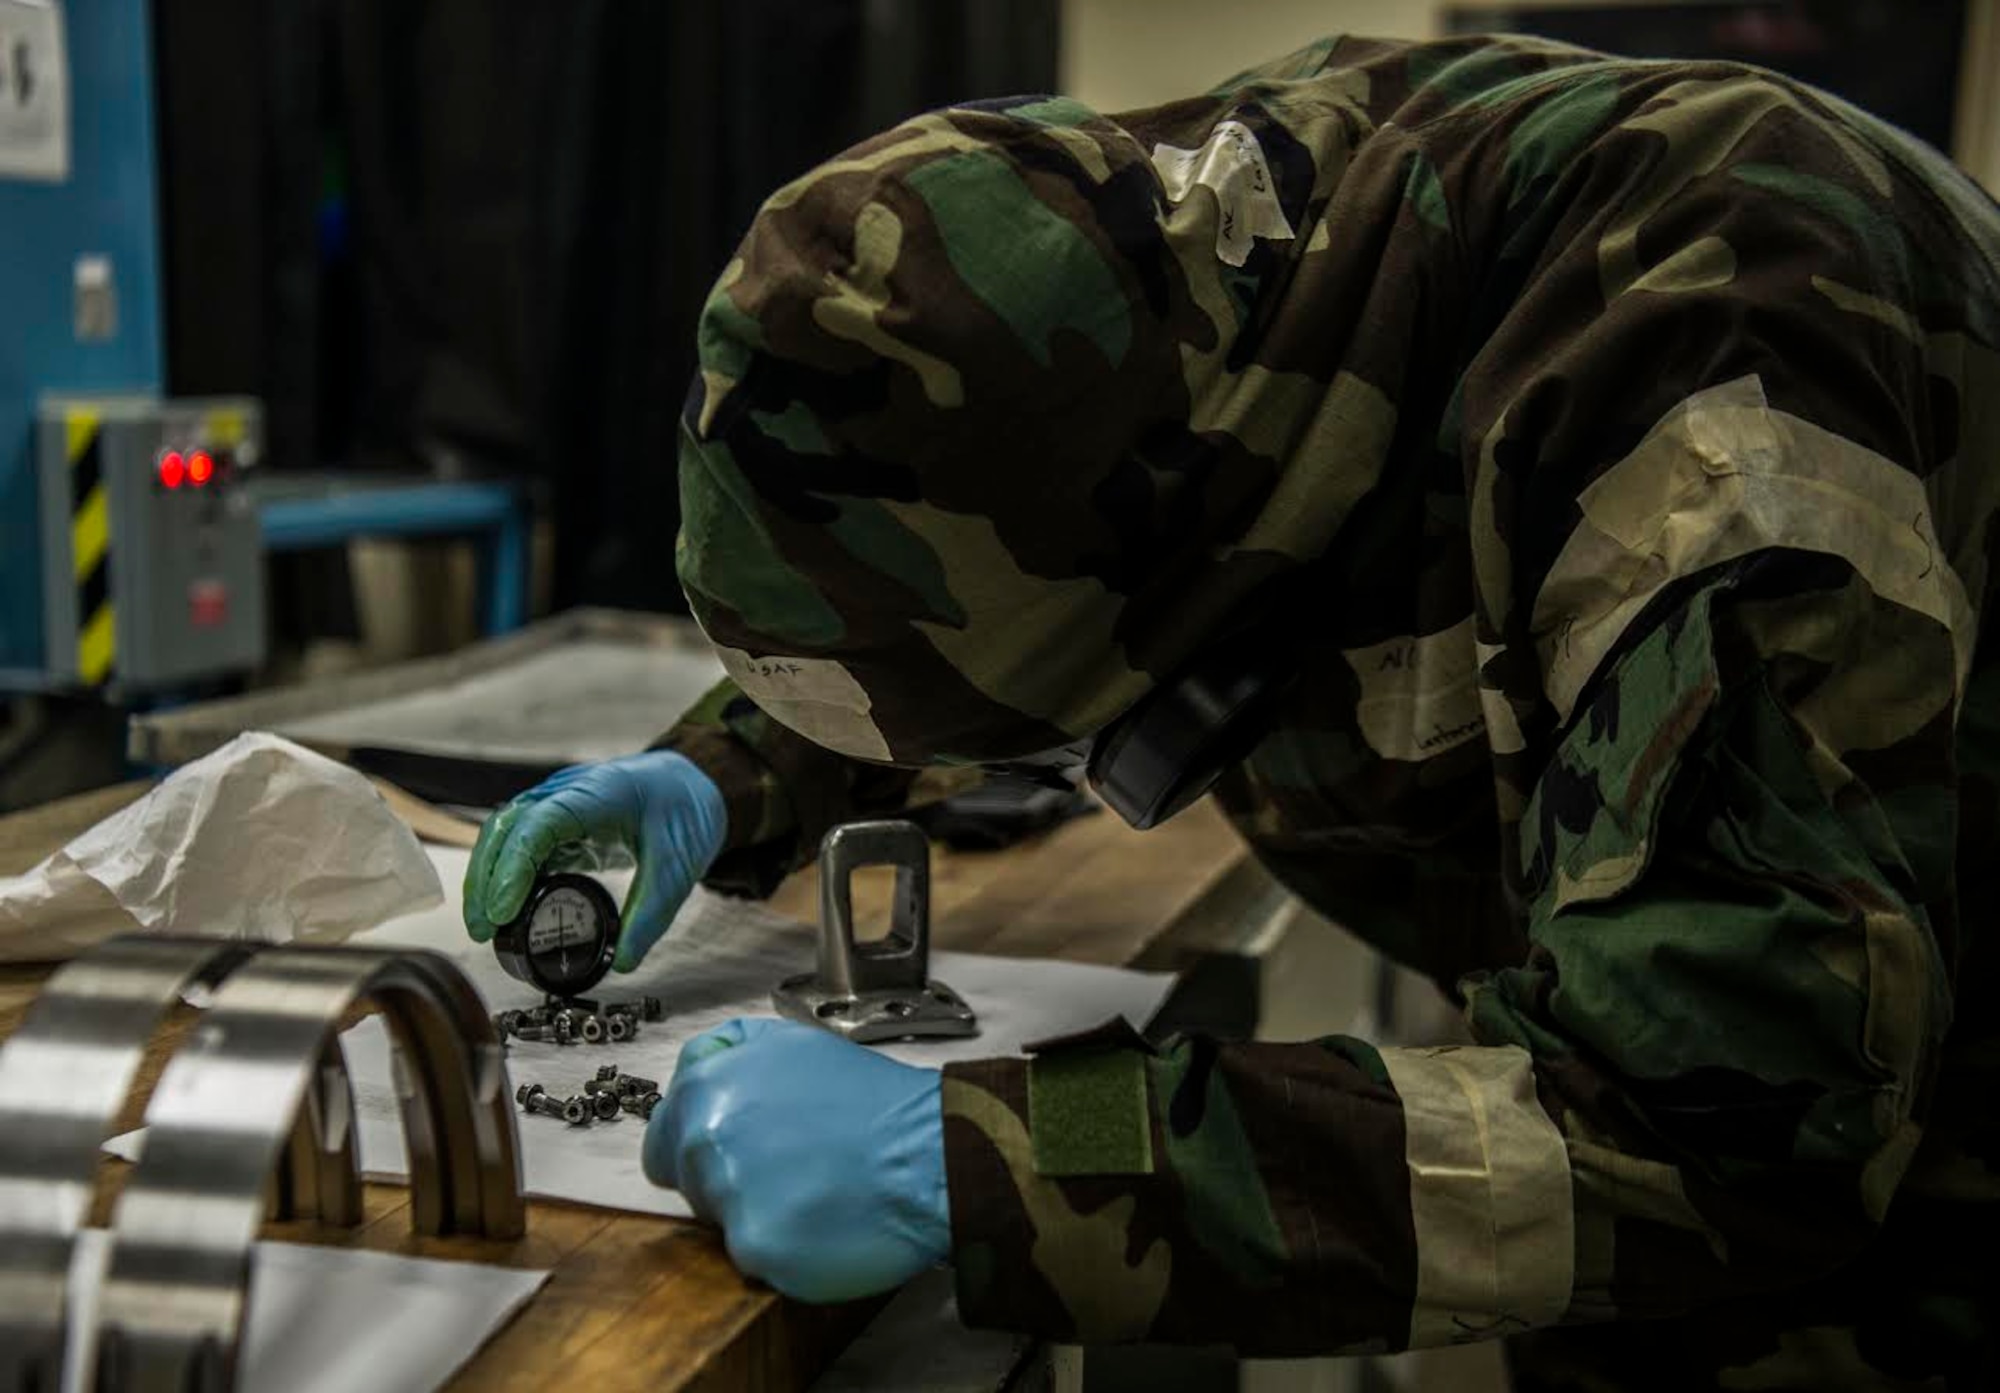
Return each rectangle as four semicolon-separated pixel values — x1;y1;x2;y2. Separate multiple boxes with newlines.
659;32;2000;1391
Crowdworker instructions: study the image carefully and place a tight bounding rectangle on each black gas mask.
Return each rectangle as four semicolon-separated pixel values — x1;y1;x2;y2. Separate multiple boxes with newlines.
983;621;1301;830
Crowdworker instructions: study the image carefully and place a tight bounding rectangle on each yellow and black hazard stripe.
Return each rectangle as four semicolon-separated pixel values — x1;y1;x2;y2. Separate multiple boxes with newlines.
65;409;115;686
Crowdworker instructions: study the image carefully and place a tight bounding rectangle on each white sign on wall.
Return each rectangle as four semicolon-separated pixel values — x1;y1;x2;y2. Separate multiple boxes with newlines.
0;0;68;182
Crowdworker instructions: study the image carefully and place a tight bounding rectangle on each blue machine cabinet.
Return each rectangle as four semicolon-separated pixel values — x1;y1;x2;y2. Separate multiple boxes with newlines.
0;1;165;675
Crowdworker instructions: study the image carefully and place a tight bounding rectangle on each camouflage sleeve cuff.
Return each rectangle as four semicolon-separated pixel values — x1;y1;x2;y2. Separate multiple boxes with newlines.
941;1025;1577;1354
652;676;945;898
650;721;802;898
651;677;820;897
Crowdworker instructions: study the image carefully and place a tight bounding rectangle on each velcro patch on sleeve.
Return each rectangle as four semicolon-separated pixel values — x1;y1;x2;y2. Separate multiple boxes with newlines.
1027;1047;1154;1178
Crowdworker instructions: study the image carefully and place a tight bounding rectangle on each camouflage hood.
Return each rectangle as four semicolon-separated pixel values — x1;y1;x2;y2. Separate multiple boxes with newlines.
675;86;1406;764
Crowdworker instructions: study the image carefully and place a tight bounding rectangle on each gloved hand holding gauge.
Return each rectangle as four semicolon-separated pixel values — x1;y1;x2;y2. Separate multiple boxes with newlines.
462;751;727;974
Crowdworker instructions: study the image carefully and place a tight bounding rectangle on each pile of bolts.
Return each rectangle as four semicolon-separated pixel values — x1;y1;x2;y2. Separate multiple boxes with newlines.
518;1065;661;1127
493;995;664;1046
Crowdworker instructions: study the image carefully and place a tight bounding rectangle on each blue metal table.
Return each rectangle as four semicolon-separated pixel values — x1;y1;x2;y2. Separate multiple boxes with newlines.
253;476;533;636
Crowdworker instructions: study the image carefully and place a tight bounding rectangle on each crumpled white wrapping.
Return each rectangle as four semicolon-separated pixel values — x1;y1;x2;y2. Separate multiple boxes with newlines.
0;732;443;963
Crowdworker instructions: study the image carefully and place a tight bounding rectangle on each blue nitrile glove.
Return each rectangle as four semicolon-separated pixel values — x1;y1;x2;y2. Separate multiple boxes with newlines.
463;751;727;972
644;1018;950;1303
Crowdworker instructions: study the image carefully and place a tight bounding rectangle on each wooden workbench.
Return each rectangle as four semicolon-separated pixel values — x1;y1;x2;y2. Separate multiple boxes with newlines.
0;782;1248;1392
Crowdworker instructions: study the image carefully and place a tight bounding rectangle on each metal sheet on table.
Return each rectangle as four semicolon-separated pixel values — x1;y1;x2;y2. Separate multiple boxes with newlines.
129;609;724;768
281;640;722;764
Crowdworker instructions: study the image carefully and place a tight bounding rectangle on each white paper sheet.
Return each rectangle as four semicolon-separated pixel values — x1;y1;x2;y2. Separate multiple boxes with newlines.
0;733;442;962
107;847;1175;1214
61;1229;545;1393
0;0;70;183
336;847;1174;1217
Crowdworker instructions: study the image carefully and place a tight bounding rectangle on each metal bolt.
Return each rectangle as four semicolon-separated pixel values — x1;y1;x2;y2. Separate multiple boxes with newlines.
493;1010;525;1037
620;1090;662;1121
592;1091;622;1122
513;1025;556;1043
553;1014;575;1045
607;1014;633;1043
579;1013;606;1045
613;1073;659;1098
641;996;664;1023
594;1064;619;1083
520;1083;584;1124
583;1078;619;1098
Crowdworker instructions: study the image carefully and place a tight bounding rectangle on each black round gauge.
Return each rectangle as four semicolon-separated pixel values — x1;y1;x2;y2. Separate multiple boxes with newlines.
492;873;620;999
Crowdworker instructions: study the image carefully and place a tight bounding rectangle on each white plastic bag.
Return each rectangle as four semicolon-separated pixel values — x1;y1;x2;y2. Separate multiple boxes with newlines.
0;733;443;962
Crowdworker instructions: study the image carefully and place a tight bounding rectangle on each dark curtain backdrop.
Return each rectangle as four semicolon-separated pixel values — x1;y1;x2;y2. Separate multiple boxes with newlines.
1445;1;1968;153
153;0;1059;620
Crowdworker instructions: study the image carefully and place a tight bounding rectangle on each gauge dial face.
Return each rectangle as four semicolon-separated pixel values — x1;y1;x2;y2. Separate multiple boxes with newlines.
494;873;619;997
526;886;603;978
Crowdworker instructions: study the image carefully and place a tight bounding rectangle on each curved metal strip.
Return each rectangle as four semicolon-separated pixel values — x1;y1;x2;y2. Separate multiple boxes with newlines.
392;952;521;1239
92;946;522;1393
0;937;257;1393
270;1037;362;1229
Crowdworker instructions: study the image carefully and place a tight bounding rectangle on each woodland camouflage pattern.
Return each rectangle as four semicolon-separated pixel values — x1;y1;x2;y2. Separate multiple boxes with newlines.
659;32;2000;1390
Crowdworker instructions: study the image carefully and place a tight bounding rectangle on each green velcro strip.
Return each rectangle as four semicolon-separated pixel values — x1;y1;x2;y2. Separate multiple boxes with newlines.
1027;1048;1154;1178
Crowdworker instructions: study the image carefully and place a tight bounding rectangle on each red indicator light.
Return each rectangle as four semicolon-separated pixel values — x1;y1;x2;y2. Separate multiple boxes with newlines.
189;451;215;486
158;451;186;489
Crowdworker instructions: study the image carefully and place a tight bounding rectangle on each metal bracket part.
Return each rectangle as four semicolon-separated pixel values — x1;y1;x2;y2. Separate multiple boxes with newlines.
773;820;977;1044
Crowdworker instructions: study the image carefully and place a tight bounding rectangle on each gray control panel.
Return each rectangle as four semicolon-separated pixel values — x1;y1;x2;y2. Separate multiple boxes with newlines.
36;396;267;691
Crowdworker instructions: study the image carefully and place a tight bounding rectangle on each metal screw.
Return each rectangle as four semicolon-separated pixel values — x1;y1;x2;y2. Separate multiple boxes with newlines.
594;1064;619;1083
606;1014;633;1043
519;1083;580;1123
620;1090;662;1121
583;1078;619;1098
613;1073;658;1098
579;1013;606;1045
560;1096;591;1127
553;1014;575;1045
592;1091;622;1122
513;1025;556;1043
